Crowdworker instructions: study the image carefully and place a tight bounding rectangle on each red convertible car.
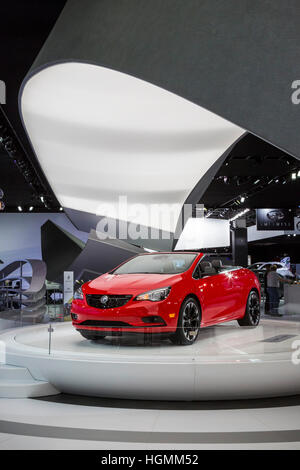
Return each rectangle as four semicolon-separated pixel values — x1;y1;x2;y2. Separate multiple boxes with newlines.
71;252;261;345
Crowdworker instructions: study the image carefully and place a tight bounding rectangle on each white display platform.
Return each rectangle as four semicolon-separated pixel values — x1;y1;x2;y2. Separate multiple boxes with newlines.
1;320;300;400
0;364;59;398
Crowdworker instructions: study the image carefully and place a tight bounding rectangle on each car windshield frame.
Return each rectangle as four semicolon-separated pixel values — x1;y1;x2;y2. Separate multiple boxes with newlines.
111;253;198;275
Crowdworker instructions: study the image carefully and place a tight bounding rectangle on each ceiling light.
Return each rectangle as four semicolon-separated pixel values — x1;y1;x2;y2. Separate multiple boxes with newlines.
292;173;297;180
254;179;260;185
29;206;34;212
229;208;250;222
59;207;63;211
240;196;245;203
40;196;44;203
298;170;300;177
17;206;22;212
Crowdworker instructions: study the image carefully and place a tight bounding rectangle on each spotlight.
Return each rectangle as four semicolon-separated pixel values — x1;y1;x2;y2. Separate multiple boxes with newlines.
29;206;34;212
59;207;63;211
298;170;300;178
292;173;297;180
240;196;246;203
17;206;22;212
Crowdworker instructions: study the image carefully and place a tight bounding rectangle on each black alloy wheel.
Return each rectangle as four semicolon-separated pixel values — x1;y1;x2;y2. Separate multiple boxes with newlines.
170;297;201;345
238;290;261;327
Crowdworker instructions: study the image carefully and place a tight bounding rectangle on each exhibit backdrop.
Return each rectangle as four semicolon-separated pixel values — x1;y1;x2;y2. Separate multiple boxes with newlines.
0;213;88;275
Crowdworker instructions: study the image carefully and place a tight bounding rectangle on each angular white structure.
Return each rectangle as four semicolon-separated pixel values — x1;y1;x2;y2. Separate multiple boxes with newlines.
21;62;243;235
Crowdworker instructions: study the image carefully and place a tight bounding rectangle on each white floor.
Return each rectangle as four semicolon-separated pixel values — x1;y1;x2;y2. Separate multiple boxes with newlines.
0;396;300;449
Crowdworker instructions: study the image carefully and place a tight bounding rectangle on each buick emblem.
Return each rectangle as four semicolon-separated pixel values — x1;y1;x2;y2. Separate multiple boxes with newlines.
100;295;109;304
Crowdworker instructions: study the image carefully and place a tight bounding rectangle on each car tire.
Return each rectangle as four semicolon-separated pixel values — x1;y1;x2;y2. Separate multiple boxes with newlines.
79;331;106;341
170;296;201;345
237;289;260;327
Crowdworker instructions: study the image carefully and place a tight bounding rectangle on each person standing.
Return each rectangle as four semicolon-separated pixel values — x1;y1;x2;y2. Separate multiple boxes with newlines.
266;264;291;316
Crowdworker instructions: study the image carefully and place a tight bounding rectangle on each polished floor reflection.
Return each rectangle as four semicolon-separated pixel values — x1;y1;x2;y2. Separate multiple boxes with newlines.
7;317;300;358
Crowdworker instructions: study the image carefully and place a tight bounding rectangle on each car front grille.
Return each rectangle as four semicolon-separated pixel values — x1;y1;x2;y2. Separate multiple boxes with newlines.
85;294;132;309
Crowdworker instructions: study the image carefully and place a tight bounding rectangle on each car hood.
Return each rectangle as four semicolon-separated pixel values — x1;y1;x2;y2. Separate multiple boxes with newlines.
84;273;183;295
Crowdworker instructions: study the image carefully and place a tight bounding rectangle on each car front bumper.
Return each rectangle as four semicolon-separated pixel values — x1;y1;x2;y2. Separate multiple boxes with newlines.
71;298;179;334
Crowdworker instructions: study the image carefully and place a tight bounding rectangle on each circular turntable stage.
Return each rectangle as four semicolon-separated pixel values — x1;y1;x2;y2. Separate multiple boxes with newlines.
1;320;300;400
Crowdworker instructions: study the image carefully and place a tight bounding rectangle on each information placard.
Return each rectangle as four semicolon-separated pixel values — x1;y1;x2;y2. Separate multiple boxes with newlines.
63;271;74;305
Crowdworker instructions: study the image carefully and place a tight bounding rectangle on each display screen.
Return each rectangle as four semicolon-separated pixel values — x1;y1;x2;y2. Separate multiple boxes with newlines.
256;209;295;230
112;253;197;275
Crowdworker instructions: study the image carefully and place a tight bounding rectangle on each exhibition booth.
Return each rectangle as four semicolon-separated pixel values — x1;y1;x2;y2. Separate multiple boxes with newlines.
0;204;300;403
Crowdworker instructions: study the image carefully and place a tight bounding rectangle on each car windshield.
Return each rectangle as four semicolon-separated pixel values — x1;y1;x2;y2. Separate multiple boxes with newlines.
112;253;197;275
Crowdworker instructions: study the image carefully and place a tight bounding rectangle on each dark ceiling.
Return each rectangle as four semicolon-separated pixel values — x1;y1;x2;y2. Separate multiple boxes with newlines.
0;147;37;210
0;0;66;211
202;133;300;221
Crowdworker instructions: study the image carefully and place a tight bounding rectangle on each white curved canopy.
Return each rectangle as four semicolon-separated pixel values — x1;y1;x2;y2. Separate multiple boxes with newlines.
21;62;243;233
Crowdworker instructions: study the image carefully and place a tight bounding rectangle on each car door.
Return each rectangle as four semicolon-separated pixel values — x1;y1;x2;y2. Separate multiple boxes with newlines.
229;268;250;317
192;264;235;326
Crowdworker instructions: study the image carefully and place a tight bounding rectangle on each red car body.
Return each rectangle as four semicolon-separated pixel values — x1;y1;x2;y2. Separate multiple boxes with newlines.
71;252;260;339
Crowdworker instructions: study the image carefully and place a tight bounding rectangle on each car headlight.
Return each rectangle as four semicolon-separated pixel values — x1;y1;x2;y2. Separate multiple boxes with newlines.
135;287;171;302
74;286;84;300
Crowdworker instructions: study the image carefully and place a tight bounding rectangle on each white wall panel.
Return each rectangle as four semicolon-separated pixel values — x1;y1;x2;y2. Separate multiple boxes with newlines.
175;218;230;250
